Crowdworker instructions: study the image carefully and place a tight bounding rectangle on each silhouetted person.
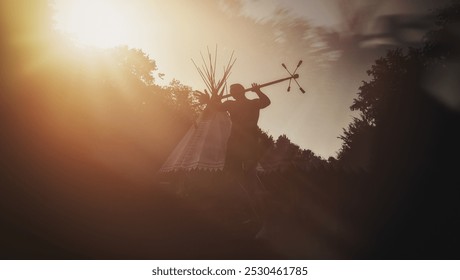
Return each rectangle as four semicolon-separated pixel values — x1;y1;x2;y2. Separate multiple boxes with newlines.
219;83;271;176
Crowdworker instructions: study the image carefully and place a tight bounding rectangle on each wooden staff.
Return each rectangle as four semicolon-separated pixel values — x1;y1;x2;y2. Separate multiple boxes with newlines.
219;74;299;99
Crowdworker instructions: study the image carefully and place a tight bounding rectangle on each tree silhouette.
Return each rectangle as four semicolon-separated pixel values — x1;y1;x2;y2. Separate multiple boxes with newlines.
336;2;460;258
111;46;158;85
337;116;373;168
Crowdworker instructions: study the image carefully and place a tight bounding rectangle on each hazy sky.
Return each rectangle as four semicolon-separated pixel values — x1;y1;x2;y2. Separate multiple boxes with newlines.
53;0;448;158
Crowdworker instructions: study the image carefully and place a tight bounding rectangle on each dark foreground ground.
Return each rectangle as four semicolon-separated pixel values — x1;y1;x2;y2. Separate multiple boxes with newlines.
1;139;459;259
0;161;279;259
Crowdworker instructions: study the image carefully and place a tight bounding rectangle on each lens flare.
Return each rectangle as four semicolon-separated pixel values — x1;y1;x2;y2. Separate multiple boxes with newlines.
54;0;134;48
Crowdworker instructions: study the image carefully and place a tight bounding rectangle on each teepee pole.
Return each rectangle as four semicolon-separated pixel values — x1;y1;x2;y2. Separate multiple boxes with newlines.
192;47;236;98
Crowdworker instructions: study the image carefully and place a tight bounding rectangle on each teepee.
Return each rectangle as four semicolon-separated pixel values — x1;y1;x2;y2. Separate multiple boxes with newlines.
159;48;235;172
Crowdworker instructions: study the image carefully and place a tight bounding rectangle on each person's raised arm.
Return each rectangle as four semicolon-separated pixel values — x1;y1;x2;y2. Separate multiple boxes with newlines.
251;83;271;108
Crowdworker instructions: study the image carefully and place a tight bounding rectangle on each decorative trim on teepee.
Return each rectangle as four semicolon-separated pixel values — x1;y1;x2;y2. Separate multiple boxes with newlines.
160;110;231;172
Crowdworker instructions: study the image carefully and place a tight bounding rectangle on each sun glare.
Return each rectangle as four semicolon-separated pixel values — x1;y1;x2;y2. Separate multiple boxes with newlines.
54;0;135;48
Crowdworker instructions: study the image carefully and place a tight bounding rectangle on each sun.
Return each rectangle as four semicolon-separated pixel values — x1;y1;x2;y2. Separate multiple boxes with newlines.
53;0;135;48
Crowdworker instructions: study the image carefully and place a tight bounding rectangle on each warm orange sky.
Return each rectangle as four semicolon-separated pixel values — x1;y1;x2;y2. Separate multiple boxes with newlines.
52;0;446;158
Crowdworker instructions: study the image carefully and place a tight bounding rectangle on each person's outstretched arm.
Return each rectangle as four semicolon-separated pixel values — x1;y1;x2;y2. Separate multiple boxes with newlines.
251;83;271;108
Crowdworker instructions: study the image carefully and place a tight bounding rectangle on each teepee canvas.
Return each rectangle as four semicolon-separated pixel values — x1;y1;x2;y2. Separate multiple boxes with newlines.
159;49;235;172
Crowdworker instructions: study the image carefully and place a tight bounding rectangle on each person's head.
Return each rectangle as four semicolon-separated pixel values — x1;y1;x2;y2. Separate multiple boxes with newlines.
230;83;245;100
